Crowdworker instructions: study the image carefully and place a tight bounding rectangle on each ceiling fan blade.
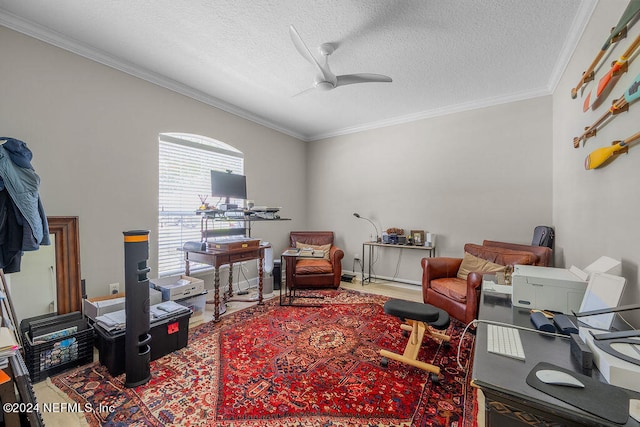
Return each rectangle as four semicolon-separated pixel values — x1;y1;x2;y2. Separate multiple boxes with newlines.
292;86;317;97
289;25;332;82
336;73;392;87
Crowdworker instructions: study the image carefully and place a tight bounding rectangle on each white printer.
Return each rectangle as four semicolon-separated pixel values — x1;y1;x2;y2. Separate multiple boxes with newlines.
511;265;587;314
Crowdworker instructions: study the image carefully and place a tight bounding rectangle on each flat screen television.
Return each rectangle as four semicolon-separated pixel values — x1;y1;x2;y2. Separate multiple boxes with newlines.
211;170;247;205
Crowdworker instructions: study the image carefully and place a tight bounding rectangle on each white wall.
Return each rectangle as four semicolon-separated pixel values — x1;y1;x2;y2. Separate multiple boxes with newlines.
553;0;640;325
0;27;307;299
308;96;553;284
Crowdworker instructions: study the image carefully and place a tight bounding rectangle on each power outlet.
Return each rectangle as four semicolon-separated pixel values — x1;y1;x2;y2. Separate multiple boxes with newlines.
354;253;360;261
109;283;120;295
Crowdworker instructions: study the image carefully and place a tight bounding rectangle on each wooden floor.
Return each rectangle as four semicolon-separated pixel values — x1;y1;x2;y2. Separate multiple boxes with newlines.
340;279;422;302
199;278;423;323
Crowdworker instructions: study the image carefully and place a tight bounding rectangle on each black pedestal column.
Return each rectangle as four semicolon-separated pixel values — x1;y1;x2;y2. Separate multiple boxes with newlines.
123;230;152;387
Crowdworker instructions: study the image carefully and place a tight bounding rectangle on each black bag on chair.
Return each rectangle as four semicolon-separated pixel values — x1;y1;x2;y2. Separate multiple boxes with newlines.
532;226;554;248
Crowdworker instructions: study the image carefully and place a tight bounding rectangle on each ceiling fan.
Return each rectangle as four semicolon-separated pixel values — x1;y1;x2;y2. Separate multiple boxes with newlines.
289;25;392;94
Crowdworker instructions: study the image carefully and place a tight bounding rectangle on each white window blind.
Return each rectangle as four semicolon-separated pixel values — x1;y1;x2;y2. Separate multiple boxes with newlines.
158;133;244;275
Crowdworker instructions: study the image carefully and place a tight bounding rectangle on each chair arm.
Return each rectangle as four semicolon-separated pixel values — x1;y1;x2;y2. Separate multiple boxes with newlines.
466;271;488;323
421;257;463;286
330;246;344;286
329;246;344;264
467;271;486;291
467;271;484;293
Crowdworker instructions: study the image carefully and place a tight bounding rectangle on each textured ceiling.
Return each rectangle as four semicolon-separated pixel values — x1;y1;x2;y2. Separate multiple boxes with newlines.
0;0;596;141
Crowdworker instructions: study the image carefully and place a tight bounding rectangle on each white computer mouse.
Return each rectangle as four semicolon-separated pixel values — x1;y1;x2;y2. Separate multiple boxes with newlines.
536;370;585;388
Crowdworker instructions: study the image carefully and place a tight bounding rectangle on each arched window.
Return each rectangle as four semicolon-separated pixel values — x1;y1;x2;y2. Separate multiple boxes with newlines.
158;133;244;275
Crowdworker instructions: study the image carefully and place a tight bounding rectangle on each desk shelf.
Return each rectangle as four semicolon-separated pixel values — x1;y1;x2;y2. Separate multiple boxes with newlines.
197;209;290;240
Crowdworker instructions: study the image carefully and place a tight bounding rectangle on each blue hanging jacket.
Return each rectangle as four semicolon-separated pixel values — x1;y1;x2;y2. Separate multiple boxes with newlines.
0;137;50;250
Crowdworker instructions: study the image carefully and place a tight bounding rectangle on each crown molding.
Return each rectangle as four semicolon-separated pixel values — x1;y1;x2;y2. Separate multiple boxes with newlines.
306;0;599;142
306;87;551;141
547;0;599;94
0;10;307;142
1;3;594;144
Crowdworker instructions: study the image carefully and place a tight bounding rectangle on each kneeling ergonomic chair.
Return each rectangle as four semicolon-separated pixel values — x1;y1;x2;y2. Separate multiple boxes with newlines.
380;299;451;382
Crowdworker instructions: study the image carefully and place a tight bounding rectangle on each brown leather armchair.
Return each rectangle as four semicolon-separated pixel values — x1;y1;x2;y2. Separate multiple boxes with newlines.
286;231;344;289
421;242;552;324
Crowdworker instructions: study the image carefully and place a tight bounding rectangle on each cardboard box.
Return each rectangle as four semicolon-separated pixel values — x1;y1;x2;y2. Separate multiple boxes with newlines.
151;275;205;301
83;293;125;320
83;288;162;320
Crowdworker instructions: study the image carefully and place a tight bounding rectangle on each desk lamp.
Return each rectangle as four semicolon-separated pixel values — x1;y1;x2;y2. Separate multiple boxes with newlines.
353;213;380;243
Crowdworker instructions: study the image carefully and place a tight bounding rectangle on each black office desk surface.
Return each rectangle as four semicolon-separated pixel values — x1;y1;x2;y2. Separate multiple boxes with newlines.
472;290;640;427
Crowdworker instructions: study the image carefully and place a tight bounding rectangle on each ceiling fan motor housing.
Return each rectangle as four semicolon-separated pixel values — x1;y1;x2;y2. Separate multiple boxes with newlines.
314;80;335;90
290;25;391;93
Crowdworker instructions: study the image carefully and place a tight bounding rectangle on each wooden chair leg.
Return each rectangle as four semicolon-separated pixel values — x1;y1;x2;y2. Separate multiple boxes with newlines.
379;319;451;375
400;322;451;343
429;328;451;343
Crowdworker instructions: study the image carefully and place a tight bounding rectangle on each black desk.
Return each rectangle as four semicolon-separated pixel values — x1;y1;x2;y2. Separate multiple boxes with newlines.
472;290;640;427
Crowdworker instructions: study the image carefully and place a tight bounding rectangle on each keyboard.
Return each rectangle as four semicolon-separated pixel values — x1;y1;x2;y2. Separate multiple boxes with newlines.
487;324;526;361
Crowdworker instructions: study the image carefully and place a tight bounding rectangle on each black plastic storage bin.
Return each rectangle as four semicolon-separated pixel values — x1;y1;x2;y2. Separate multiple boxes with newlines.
273;259;281;290
94;310;191;377
22;314;94;383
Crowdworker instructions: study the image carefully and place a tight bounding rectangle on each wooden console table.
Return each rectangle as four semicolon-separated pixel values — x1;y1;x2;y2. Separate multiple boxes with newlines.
184;242;270;322
361;242;435;284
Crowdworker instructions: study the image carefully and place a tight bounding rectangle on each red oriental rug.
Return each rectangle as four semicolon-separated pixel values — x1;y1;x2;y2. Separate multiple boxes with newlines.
51;289;476;426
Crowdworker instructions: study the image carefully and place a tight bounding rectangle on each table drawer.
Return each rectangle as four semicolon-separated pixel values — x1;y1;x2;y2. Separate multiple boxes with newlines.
229;249;260;263
207;239;260;251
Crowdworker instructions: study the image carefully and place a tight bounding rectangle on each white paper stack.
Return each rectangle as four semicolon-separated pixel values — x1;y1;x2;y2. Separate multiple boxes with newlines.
95;301;190;333
0;327;19;368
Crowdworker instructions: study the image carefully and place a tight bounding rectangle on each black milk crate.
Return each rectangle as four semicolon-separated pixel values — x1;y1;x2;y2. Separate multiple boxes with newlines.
23;320;94;383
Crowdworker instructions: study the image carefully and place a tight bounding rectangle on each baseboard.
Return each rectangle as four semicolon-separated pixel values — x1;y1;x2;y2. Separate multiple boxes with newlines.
343;270;421;287
341;273;356;282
